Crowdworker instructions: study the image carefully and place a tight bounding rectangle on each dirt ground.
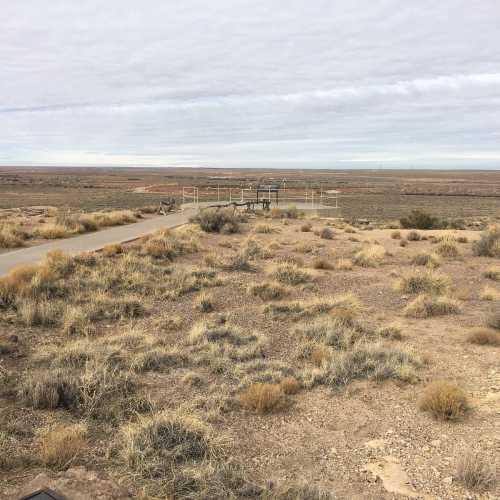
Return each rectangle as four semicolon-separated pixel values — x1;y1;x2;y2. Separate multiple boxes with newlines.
0;212;498;499
2;167;500;221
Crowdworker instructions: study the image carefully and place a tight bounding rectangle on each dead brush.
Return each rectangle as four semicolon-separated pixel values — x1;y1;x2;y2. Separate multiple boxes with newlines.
411;252;441;268
280;377;300;395
455;449;497;490
436;238;459;258
38;424;87;469
483;266;500;281
335;258;353;270
120;411;221;478
396;269;450;295
404;294;460;318
418;381;469;420
254;223;275;234
197;292;215;313
239;382;285;413
248;281;289;301
479;285;500;301
312;257;334;270
319;227;334;240
466;328;500;346
269;262;312;285
473;225;500;257
0;223;28;248
102;243;123;256
353;244;386;267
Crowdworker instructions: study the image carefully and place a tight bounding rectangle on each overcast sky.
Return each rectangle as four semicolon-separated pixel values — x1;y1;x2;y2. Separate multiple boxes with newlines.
2;1;500;169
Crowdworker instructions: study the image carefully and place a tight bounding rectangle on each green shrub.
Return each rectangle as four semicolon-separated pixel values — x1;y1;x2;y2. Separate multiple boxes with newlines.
190;208;244;233
400;210;442;230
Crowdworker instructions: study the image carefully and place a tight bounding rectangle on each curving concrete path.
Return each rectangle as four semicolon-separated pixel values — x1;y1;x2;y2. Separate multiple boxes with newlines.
0;208;196;277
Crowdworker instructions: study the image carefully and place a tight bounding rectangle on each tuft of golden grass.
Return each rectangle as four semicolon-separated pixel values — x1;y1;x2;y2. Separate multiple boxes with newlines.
0;223;27;248
38;424;87;469
436;238;459;258
270;262;312;285
418;381;468;420
455;449;497;490
466;328;500;346
280;377;300;395
396;269;450;295
483;266;500;281
353;244;386;267
310;344;332;367
406;230;421;241
411;252;441;268
36;223;73;239
120;411;219;478
479;285;500;301
254;223;274;234
335;258;353;270
312;257;334;270
248;281;289;301
239;383;284;413
197;292;215;313
487;311;500;330
404;294;460;318
300;222;312;232
102;243;123;256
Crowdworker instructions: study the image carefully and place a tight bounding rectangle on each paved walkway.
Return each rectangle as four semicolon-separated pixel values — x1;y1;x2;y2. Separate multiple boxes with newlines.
0;209;196;277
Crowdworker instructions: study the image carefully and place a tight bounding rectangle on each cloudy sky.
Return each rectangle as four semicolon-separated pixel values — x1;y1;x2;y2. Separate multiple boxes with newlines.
2;1;500;169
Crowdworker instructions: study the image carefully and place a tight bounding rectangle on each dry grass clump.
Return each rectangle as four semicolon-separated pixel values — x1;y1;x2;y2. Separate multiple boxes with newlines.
17;299;61;327
411;252;441;268
270;206;299;219
353;244;386;267
404;294;460;318
38;424;87;469
239;383;285;413
335;258;353;270
270;262;312;285
418;381;469;420
19;369;80;410
296;315;365;350
190;208;244;233
197;292;215;313
254;223;275;234
142;228;198;260
62;305;97;336
302;343;421;389
36;223;73;239
248;281;289;301
377;325;403;340
466;328;500;346
455;450;497;490
391;230;401;239
312;257;334;270
0;224;28;248
300;222;312;232
319;227;334;240
406;230;421;241
280;377;300;394
473;225;500;257
436;238;459;258
344;225;356;234
487;311;500;330
483;266;500;281
120;411;219;478
102;243;123;256
399;239;408;247
396;269;450;295
480;285;500;301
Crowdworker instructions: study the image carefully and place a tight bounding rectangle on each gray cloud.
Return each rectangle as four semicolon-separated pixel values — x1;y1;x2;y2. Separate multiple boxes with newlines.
1;0;500;168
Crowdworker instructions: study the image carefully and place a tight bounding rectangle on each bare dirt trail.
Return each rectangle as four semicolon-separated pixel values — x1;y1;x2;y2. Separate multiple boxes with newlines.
0;209;196;276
